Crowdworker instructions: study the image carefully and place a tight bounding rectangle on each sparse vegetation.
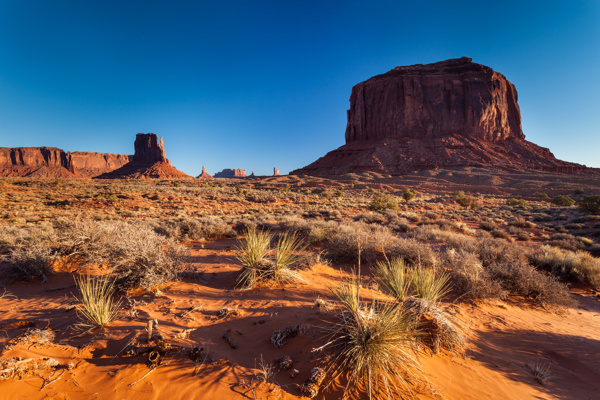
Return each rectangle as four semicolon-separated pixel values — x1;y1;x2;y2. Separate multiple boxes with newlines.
369;193;399;211
74;274;122;328
551;195;575;207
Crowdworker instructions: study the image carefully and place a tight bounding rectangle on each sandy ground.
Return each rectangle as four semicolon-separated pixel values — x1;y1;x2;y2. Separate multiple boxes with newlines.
1;237;599;400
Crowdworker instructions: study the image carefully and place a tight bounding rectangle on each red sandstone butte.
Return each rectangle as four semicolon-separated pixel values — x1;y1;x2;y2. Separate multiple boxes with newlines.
197;165;213;179
292;57;590;177
97;133;191;179
213;168;246;178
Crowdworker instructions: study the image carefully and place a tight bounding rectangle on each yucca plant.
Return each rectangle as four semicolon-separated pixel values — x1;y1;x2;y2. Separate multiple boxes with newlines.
236;229;306;290
75;274;122;328
320;277;424;400
375;257;409;302
407;266;450;304
235;228;271;289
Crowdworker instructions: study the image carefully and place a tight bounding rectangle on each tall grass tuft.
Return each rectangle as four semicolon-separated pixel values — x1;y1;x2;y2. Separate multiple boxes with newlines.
75;274;122;328
408;266;451;304
320;277;423;400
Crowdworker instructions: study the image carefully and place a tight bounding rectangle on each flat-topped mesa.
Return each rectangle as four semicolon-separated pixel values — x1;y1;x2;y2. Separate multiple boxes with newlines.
345;57;524;143
133;133;169;164
214;168;246;178
0;147;77;177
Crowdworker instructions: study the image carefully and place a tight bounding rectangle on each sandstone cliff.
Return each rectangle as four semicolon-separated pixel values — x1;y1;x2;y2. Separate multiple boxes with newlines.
70;152;132;177
292;57;588;176
0;147;77;178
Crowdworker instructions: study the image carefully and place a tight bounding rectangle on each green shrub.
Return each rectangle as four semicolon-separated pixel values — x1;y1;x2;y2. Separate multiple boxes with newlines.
551;195;575;207
402;188;416;202
369;193;399;211
578;195;600;215
506;198;528;207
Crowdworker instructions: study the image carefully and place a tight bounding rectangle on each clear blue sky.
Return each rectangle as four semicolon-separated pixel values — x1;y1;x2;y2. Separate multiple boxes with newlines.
0;0;598;175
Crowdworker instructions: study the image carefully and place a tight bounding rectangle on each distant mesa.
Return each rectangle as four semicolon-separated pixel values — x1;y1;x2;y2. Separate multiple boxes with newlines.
197;165;213;179
214;168;246;178
292;57;590;177
0;146;131;178
97;133;191;179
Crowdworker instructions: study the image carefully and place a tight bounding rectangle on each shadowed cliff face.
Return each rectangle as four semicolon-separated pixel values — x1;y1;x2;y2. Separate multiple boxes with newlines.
293;57;590;177
345;57;524;143
132;133;169;164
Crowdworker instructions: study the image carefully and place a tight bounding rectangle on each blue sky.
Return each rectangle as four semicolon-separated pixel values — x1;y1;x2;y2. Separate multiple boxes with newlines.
0;0;598;175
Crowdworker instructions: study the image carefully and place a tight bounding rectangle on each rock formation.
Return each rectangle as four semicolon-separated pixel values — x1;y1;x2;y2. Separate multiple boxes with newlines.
274;168;280;176
0;147;77;178
197;165;213;179
214;169;246;178
70;152;131;177
97;133;191;179
292;57;588;176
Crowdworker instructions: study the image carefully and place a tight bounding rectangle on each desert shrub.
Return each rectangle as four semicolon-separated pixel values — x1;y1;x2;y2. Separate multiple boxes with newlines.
354;212;386;225
445;249;507;300
5;244;54;281
387;237;439;269
407;266;450;304
374;258;409;302
54;219;188;290
479;221;496;231
389;220;413;233
369;193;399;211
74;274;122;327
506;198;528;207
551;195;575;207
578;195;600;215
491;229;513;241
530;246;600;288
236;229;306;290
155;217;235;240
487;261;574;307
509;216;536;229
574;188;585;195
402;188;416;202
325;222;396;262
322;277;423;399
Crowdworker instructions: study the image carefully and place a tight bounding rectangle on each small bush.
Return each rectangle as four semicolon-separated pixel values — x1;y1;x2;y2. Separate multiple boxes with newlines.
6;244;54;281
578;195;600;215
402;188;416;202
506;198;528;207
551;195;575;207
369;193;399;211
530;246;600;288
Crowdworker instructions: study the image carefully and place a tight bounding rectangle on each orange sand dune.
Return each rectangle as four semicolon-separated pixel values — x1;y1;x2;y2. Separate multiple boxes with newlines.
1;239;599;399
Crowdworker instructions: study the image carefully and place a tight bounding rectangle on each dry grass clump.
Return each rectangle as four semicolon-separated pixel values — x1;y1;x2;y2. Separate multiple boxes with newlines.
236;229;306;289
318;276;423;400
530;246;600;288
324;222;396;262
74;274;122;328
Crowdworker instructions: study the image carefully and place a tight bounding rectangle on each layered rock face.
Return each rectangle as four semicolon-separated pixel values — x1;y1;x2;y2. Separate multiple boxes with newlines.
97;133;190;179
214;169;246;178
0;147;77;177
70;152;131;177
292;57;588;176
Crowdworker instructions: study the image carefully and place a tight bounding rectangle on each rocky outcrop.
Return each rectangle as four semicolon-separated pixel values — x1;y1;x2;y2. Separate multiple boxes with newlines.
214;169;246;178
273;168;280;176
0;147;77;178
197;165;213;179
96;133;191;179
292;57;589;176
133;133;168;164
70;152;132;177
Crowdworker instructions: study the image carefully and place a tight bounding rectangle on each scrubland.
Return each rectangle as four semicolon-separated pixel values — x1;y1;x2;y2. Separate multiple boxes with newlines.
1;174;599;399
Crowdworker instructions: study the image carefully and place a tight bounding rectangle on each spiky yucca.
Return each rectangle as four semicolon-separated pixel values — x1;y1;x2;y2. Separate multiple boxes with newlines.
236;229;305;290
321;278;423;400
407;266;450;303
375;257;409;302
75;274;121;328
